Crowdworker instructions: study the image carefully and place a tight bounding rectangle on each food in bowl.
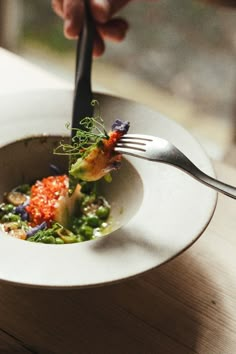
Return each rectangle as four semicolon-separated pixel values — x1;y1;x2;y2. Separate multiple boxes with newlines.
0;177;111;244
0;116;130;244
55;115;130;188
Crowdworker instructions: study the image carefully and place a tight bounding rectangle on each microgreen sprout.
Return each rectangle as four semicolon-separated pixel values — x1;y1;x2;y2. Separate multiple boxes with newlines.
54;100;109;159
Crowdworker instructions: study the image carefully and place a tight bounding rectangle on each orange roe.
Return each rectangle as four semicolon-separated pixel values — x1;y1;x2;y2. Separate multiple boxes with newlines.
26;175;69;226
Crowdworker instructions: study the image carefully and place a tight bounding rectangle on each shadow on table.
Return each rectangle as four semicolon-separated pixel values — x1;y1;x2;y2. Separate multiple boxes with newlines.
0;250;227;354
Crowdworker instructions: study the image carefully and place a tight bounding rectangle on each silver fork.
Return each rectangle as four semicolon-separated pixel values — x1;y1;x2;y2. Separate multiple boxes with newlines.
114;134;236;199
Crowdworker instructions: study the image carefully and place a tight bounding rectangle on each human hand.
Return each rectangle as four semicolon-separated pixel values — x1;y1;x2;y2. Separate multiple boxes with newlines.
52;0;131;57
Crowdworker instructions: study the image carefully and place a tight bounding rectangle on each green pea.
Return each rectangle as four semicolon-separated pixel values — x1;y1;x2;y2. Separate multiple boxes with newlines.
72;225;79;234
55;237;64;244
79;224;94;239
41;236;56;244
81;194;96;207
1;214;9;222
3;204;14;213
72;216;86;230
2;213;20;222
96;206;110;220
87;215;100;228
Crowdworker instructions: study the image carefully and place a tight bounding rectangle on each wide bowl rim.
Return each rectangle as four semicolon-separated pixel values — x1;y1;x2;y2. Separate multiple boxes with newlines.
0;89;217;288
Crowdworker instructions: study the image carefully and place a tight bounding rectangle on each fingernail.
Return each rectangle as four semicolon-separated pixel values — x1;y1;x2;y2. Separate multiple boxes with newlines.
64;19;75;39
92;0;111;23
64;19;71;30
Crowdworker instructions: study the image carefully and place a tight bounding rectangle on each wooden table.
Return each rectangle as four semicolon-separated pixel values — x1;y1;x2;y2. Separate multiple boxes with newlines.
0;48;236;354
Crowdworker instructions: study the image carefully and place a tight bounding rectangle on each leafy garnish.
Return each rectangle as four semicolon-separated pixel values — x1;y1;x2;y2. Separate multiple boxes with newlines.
54;100;109;194
54;100;109;160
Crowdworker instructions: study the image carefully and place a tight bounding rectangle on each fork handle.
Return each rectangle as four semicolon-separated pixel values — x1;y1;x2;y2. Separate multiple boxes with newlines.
72;0;95;135
195;169;236;199
170;148;236;199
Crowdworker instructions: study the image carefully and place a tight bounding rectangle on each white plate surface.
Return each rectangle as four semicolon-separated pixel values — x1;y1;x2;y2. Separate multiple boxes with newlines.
0;90;217;287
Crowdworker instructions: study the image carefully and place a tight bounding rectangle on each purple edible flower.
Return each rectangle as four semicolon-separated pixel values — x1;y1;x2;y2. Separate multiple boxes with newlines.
15;200;29;221
21;211;29;221
26;221;47;238
111;119;130;134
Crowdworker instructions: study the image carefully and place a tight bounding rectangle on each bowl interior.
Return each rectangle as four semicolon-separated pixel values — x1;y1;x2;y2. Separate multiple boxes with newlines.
0;136;144;235
0;90;217;288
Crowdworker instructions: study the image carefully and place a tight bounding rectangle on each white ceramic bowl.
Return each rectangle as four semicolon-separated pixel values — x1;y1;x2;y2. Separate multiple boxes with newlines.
0;90;217;288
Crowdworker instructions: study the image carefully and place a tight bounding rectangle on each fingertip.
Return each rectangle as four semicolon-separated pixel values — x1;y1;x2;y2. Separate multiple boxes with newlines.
63;0;83;37
64;19;79;39
90;0;111;23
114;19;129;40
51;0;64;18
93;33;105;57
91;0;132;23
98;18;129;42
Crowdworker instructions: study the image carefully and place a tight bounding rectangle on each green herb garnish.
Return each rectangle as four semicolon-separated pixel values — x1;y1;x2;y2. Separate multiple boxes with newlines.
54;100;109;160
54;100;109;194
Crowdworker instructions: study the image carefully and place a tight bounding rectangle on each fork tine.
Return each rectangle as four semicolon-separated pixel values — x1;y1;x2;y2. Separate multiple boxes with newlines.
116;139;147;146
116;142;146;151
114;146;147;159
119;134;153;141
